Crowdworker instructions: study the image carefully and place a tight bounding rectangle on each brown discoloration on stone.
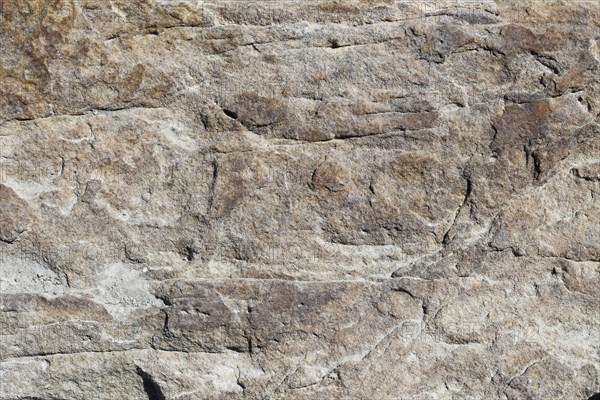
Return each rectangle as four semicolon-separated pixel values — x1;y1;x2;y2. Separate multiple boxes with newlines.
0;294;111;323
493;100;552;150
229;94;289;132
119;64;146;101
37;295;113;322
492;95;591;183
0;0;599;398
311;160;349;192
0;184;34;243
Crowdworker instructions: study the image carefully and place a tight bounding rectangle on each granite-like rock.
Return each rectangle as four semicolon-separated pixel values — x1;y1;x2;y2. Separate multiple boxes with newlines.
1;0;599;399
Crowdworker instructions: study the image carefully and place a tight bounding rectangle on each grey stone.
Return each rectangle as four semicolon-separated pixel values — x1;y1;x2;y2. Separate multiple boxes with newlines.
0;0;599;399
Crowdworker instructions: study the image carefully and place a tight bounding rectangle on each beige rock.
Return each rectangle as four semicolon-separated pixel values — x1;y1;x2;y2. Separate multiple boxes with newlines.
0;0;599;399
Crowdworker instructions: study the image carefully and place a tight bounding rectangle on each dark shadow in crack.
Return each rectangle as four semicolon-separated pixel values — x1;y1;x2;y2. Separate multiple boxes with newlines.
136;366;166;400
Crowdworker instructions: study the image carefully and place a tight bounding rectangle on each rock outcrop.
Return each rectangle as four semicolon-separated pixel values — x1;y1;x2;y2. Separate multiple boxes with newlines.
1;1;599;399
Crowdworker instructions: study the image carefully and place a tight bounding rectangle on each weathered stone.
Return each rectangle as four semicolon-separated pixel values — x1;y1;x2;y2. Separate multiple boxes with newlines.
1;0;599;399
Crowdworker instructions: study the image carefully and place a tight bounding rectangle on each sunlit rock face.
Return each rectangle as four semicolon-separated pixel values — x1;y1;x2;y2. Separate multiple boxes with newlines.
1;1;599;399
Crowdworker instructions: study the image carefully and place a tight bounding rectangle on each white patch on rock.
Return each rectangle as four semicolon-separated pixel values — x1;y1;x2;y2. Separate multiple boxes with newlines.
3;177;57;200
0;256;66;297
93;262;163;320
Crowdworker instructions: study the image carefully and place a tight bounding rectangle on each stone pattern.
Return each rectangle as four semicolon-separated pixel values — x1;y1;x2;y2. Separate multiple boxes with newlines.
0;0;599;399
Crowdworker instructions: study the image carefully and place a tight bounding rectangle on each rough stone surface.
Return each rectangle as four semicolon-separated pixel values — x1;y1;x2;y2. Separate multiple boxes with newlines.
1;0;599;399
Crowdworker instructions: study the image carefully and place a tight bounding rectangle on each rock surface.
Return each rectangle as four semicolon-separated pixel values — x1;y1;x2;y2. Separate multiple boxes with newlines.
1;0;599;399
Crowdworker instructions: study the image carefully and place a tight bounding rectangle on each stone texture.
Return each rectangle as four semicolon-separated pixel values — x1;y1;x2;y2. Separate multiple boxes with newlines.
0;0;599;399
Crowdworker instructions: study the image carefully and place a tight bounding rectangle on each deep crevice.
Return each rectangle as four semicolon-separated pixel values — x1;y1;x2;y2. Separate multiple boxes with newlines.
530;50;562;75
392;286;416;299
136;366;167;400
185;245;195;261
328;38;340;48
200;113;209;130
532;151;542;180
223;109;238;119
